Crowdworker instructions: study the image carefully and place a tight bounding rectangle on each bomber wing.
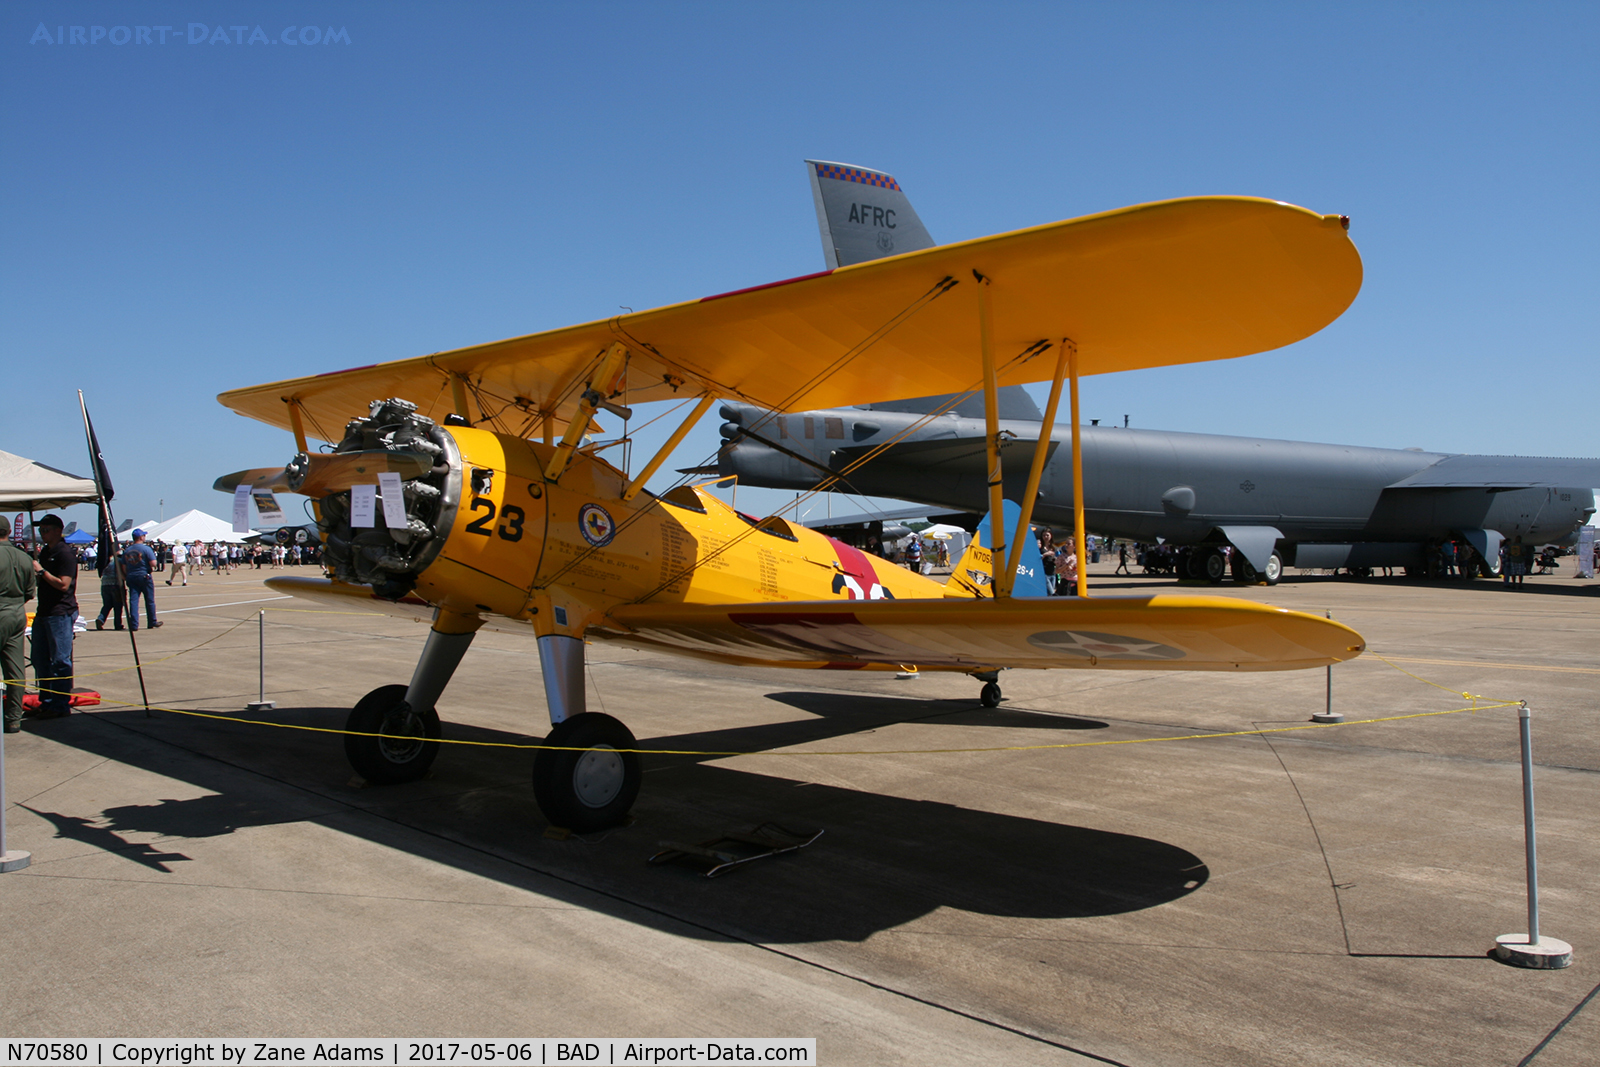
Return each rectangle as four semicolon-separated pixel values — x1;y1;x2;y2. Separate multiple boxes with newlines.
603;595;1365;673
1386;454;1600;489
219;197;1360;440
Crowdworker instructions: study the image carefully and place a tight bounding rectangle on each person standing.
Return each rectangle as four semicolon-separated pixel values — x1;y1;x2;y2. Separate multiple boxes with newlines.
166;539;188;586
29;514;77;719
121;529;162;631
904;535;922;573
1059;538;1079;595
1114;541;1132;575
93;551;124;631
0;522;36;733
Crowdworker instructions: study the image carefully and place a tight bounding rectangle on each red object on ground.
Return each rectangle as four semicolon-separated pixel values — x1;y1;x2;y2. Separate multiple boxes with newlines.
22;690;102;710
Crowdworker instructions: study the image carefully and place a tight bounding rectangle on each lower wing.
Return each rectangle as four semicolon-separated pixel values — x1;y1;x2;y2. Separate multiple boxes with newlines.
605;595;1364;672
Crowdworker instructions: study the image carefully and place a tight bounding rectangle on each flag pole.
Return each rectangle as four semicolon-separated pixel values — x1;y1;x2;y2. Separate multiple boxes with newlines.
78;391;150;715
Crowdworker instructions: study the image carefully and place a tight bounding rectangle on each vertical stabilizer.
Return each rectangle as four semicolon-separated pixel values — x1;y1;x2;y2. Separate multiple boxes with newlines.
945;500;1050;598
806;160;935;268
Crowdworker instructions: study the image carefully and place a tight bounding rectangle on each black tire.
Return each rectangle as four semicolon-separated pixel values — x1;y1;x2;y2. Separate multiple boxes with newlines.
1232;554;1258;584
1203;549;1228;584
344;683;441;785
979;682;1002;708
533;713;641;832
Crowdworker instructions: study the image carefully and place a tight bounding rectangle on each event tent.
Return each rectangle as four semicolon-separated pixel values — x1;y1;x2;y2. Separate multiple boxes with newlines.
0;449;98;510
63;529;96;545
115;519;162;543
133;509;255;544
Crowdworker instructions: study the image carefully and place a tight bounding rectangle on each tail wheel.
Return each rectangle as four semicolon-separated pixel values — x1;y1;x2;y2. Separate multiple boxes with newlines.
533;713;642;832
979;682;1002;708
345;684;442;784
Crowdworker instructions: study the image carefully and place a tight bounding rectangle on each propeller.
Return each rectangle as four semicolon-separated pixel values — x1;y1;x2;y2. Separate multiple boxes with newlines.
214;450;436;496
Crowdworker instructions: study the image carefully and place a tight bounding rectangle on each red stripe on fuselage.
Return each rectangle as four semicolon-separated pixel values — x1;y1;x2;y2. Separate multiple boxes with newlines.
829;537;882;591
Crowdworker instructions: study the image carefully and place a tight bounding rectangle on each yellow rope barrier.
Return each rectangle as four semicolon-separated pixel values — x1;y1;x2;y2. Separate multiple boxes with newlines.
8;609;1533;758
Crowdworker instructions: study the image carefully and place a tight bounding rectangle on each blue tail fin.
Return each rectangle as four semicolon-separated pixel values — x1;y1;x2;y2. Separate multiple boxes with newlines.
947;500;1050;598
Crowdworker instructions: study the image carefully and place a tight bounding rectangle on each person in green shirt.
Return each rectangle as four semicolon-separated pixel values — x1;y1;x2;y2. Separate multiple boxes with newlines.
0;522;37;732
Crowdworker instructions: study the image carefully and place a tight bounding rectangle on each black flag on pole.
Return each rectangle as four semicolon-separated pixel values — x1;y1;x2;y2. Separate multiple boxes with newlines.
83;403;117;571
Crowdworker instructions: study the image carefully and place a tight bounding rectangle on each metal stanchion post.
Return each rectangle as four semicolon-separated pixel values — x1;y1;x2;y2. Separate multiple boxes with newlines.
1;726;31;872
246;610;275;712
1494;702;1571;968
1312;610;1343;723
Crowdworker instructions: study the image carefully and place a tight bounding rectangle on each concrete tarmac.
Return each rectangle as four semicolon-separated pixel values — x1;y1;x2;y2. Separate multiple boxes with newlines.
3;561;1597;1065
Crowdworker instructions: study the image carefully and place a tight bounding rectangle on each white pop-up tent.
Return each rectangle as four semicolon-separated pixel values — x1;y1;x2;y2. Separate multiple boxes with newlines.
133;509;255;544
115;519;161;543
0;449;99;510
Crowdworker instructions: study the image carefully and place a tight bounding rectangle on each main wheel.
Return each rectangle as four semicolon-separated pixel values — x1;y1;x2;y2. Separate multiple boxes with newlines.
980;682;1002;708
1231;554;1257;584
1262;551;1282;586
1203;549;1228;584
533;713;642;832
345;684;441;785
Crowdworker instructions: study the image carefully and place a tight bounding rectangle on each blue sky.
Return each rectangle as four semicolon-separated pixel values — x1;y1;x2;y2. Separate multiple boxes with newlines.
4;1;1595;532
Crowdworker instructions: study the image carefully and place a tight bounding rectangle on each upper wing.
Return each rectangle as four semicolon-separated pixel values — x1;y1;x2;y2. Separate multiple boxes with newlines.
604;594;1365;673
219;196;1360;439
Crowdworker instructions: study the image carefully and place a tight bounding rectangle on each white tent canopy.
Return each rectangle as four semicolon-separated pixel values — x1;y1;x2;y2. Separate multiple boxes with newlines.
0;449;98;510
132;509;255;544
115;519;162;543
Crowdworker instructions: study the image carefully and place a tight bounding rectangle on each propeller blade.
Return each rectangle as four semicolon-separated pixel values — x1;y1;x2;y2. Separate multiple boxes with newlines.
293;450;436;496
214;451;435;496
213;467;293;493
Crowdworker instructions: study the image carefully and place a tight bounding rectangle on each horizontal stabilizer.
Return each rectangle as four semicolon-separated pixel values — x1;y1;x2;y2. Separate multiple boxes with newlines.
862;385;1042;421
1387;454;1600;489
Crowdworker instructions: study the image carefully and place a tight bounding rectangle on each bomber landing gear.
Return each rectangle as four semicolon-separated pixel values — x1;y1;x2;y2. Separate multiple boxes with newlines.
533;713;643;833
1232;550;1282;586
1202;548;1229;584
345;683;442;784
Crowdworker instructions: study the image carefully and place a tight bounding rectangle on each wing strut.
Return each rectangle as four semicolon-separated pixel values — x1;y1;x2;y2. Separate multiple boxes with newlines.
1006;338;1073;590
976;273;1010;595
623;394;716;502
545;343;629;482
449;374;474;423
1068;341;1088;597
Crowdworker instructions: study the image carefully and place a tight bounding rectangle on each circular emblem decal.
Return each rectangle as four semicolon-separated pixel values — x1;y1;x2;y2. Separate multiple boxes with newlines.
1027;630;1185;661
578;503;616;547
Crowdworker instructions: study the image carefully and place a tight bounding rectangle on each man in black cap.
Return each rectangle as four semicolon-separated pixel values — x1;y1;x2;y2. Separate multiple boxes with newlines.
30;514;78;719
0;521;35;732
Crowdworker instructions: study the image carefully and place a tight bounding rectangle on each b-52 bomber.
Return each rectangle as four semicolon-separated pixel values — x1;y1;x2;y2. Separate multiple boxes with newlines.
215;184;1366;832
716;161;1600;585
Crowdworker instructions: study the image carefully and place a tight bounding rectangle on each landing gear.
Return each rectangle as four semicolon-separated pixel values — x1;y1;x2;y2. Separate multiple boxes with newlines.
1202;549;1228;584
533;713;642;832
344;684;442;784
1233;551;1283;586
1263;551;1282;585
980;681;1002;708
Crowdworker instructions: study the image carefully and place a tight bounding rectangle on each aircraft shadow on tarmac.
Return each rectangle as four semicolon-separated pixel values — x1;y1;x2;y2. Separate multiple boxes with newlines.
31;694;1207;944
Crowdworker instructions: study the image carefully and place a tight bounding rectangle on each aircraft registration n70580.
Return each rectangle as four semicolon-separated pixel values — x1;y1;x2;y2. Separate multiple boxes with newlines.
216;194;1367;832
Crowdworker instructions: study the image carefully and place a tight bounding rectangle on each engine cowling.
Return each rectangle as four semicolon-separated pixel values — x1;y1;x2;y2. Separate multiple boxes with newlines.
310;398;463;600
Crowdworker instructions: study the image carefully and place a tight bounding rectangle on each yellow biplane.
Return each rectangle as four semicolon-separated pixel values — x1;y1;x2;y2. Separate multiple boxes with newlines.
217;195;1366;831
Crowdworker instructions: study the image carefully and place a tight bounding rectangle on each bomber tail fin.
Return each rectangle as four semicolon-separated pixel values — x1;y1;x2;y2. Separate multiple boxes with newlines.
944;500;1050;598
806;159;935;268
